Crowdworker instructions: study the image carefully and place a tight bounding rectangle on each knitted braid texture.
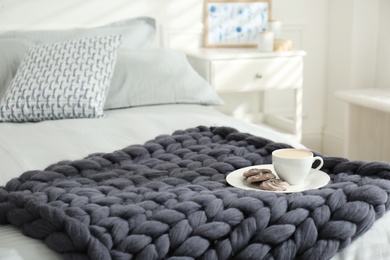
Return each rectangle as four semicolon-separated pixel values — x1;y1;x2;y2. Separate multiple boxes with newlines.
1;126;390;260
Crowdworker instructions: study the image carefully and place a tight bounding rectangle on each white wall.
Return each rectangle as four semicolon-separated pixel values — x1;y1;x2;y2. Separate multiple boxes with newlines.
274;0;328;151
376;0;390;89
0;0;205;30
323;0;381;157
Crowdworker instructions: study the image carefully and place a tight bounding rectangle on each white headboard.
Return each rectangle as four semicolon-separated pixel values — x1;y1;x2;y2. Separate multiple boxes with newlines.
0;0;206;49
159;25;204;49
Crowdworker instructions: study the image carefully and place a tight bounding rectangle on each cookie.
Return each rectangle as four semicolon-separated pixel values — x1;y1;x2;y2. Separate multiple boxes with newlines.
243;168;273;177
259;179;290;191
246;172;276;183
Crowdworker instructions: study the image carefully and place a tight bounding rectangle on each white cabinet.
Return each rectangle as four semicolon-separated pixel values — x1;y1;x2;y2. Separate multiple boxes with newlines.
336;88;390;161
186;48;306;142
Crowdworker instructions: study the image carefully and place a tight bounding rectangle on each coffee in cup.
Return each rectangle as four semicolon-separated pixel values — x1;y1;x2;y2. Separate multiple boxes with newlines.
272;148;324;185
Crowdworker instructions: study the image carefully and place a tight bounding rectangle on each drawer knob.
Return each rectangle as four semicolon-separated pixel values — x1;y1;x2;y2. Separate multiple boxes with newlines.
255;73;263;79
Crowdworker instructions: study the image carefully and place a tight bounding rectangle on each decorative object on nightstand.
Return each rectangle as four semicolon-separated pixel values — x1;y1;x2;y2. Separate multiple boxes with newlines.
185;48;307;142
204;0;272;48
257;31;274;52
268;20;282;39
274;39;293;52
266;19;293;52
203;0;294;52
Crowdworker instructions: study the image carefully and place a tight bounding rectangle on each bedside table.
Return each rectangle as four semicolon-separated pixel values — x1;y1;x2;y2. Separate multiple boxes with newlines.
185;48;306;142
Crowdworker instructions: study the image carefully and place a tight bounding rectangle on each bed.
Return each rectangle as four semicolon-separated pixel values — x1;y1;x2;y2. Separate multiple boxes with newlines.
1;9;390;260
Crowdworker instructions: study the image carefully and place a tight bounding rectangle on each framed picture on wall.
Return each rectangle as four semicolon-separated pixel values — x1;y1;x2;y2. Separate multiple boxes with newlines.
204;0;272;48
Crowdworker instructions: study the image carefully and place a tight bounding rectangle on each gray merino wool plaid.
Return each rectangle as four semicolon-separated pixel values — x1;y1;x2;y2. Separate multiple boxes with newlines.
1;126;390;259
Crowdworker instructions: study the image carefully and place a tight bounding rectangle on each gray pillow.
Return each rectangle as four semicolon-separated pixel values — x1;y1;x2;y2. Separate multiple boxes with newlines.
0;17;155;100
104;49;224;109
0;17;155;47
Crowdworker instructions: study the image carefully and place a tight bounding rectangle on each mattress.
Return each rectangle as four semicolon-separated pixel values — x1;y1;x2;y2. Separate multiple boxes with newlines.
0;104;390;260
0;104;298;259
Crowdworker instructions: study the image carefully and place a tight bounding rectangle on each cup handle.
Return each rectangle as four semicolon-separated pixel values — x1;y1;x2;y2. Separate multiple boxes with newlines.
313;156;324;170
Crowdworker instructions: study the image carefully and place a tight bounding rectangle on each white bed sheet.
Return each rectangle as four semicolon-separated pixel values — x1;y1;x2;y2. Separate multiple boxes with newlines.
0;104;303;186
0;104;389;260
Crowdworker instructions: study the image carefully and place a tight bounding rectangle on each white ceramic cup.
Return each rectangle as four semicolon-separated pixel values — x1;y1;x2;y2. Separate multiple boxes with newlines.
257;31;274;52
268;20;283;39
272;148;324;185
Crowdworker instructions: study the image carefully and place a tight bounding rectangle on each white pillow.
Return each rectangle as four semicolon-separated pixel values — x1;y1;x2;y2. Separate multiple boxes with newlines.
0;17;156;100
0;35;121;122
104;49;224;109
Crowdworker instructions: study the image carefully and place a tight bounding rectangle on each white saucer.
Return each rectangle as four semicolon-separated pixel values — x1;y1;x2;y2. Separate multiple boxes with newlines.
226;164;330;193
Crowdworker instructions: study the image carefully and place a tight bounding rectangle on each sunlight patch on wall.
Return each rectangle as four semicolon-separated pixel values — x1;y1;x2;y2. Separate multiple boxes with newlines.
0;0;203;31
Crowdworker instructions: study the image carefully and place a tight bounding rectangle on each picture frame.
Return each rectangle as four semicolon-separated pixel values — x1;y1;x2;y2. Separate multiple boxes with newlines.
204;0;272;48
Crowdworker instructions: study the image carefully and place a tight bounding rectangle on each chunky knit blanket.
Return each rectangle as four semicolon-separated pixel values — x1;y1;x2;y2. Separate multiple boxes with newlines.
1;126;390;260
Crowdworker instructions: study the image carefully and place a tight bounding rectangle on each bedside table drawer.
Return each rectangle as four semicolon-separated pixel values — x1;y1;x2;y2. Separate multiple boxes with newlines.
211;57;303;92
